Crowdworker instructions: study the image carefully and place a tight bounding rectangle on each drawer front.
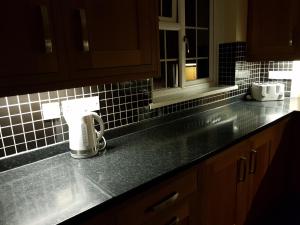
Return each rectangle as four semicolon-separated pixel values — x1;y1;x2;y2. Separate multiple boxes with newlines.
117;168;197;225
142;202;190;225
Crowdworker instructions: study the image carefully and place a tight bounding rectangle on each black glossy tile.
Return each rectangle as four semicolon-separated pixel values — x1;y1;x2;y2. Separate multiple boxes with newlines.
25;132;35;142
0;98;7;106
5;146;16;155
22;113;32;123
34;121;43;130
0;148;4;157
45;128;54;136
20;104;31;113
26;141;37;150
9;106;20;115
35;130;45;139
12;125;23;135
14;134;25;144
7;96;18;105
18;95;29;104
0;117;11;127
49;91;58;99
1;127;12;137
46;136;55;145
3;137;14;146
32;112;42;121
75;87;83;95
31;103;40;111
16;143;27;153
37;139;46;147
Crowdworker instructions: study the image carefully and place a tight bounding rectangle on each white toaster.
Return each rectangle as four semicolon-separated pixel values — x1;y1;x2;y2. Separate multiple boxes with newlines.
251;82;285;101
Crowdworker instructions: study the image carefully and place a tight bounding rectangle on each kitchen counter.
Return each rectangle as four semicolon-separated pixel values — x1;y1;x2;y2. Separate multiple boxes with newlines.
0;98;299;225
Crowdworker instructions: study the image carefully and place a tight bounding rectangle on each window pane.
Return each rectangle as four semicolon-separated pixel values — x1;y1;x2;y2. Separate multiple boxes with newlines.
185;60;197;81
154;62;166;89
197;0;209;27
185;29;196;58
167;61;179;88
160;30;165;59
197;59;209;78
197;30;209;57
185;0;196;27
162;0;173;17
166;31;179;59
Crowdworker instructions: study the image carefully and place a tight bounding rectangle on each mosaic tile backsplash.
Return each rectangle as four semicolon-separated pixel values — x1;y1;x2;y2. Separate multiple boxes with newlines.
0;42;295;159
219;42;293;97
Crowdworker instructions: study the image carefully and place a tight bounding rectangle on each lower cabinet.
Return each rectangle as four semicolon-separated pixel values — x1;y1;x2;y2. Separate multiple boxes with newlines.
197;118;289;225
80;118;290;225
116;168;198;225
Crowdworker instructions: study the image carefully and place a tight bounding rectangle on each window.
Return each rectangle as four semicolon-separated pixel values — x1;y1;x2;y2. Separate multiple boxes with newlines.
151;0;238;109
154;0;213;92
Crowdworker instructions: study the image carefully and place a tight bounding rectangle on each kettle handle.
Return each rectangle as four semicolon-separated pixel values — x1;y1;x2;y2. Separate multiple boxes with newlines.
91;112;104;142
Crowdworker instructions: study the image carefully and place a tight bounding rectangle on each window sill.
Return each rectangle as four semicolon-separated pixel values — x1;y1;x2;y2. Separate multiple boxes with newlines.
150;85;238;109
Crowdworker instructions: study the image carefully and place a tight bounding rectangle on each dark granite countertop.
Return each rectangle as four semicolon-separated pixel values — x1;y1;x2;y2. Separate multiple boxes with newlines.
0;98;299;225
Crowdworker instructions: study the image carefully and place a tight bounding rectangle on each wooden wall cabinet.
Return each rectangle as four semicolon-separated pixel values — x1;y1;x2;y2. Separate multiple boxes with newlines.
62;0;159;86
0;0;67;96
247;0;300;60
0;0;159;97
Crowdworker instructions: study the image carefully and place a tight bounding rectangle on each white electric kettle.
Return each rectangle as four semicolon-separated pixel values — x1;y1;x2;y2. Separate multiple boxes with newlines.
65;111;106;159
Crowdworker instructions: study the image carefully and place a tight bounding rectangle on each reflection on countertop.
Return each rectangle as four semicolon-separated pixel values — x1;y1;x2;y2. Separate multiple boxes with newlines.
0;154;111;225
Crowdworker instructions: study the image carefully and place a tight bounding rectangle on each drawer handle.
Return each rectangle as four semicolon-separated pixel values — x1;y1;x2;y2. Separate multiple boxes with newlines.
237;157;247;182
166;217;180;225
249;149;257;174
39;5;53;53
78;8;90;52
148;192;179;212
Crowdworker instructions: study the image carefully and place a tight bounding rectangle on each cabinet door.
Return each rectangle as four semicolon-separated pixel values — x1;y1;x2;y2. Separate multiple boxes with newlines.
246;130;271;224
247;0;297;60
63;0;159;85
198;141;249;225
0;0;65;96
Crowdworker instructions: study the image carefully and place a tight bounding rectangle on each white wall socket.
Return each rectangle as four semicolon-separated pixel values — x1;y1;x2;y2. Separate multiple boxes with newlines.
61;97;100;116
42;102;61;120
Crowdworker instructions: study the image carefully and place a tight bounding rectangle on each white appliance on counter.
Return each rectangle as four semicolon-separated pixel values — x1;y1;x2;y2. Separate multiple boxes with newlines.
251;82;285;101
64;111;106;158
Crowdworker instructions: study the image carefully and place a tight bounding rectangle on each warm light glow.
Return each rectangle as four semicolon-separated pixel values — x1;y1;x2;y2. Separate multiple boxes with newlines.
185;63;197;81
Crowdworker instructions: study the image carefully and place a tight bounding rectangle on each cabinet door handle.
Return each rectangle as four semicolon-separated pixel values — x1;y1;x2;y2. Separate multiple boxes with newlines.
148;192;179;212
249;149;257;174
166;217;180;225
237;157;247;182
78;8;90;52
39;5;53;53
184;36;190;54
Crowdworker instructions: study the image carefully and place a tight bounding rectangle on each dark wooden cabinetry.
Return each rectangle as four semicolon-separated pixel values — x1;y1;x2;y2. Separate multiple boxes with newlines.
247;0;300;60
63;0;159;86
198;120;288;225
116;168;198;225
0;0;67;96
0;0;159;97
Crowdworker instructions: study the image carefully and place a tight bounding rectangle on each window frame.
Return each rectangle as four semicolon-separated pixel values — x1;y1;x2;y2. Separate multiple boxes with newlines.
158;0;178;23
153;0;216;97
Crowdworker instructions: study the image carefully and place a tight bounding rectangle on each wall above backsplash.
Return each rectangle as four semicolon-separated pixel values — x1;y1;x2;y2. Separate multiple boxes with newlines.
0;41;296;159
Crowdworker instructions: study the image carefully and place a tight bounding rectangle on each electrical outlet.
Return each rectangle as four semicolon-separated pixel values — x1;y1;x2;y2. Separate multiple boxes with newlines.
61;97;100;116
42;102;61;120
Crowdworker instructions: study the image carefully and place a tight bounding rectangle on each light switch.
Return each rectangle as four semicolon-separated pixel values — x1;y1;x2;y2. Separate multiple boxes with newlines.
42;102;61;120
